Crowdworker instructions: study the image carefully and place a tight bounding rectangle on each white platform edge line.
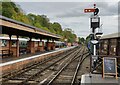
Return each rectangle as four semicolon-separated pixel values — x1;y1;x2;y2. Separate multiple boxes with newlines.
0;46;76;67
81;75;85;84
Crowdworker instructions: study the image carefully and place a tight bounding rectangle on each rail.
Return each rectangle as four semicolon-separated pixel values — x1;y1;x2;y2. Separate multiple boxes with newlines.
46;47;82;85
71;52;90;85
44;46;89;85
2;46;78;85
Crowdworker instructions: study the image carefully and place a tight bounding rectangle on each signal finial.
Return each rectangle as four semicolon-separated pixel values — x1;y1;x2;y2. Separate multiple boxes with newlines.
94;4;96;8
94;4;96;7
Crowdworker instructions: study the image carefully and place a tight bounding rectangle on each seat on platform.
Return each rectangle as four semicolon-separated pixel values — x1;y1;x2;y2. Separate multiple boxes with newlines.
0;49;13;57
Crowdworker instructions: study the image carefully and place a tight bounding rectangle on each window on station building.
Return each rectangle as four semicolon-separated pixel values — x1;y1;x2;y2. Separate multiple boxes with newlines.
35;42;38;47
19;41;27;48
12;41;16;47
39;42;43;46
1;40;7;47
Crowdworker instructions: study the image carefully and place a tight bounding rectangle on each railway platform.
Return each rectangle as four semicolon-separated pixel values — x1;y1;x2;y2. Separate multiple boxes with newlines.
1;47;67;63
0;46;76;74
81;74;120;85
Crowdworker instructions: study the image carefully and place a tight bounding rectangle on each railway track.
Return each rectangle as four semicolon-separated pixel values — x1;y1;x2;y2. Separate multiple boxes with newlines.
2;46;89;85
73;52;90;84
1;46;80;85
40;46;89;85
39;46;84;85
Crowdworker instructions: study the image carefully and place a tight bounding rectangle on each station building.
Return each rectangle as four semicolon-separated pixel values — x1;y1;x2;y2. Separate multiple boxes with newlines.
99;32;120;64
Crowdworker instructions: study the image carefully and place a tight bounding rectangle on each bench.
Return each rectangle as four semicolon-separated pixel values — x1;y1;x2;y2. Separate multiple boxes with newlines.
0;50;13;57
20;48;27;55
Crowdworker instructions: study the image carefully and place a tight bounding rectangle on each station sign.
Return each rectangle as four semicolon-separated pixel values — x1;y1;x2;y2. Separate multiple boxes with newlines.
91;16;100;28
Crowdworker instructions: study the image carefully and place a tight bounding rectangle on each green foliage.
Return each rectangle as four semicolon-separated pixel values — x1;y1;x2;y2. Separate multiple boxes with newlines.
48;23;56;33
85;35;91;45
0;4;2;15
49;22;62;35
1;2;15;18
42;27;50;32
62;28;77;43
78;37;85;44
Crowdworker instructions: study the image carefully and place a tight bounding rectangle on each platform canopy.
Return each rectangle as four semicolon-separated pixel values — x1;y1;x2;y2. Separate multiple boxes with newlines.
101;32;120;39
0;15;61;40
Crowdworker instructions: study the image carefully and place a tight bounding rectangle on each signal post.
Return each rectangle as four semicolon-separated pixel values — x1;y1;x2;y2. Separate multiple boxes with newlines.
84;4;102;73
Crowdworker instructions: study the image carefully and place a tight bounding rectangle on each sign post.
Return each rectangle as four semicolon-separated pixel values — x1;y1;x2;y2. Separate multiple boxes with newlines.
103;57;118;79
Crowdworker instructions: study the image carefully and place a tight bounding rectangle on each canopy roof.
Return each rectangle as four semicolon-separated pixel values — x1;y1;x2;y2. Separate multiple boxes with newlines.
0;15;61;40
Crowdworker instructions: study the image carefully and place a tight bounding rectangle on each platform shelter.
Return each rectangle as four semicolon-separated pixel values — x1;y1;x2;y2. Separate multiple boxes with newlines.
0;15;61;57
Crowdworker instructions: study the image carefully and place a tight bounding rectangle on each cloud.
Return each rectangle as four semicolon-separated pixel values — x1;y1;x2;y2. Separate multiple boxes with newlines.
15;1;119;38
16;2;118;18
56;2;118;18
17;2;118;18
12;0;120;2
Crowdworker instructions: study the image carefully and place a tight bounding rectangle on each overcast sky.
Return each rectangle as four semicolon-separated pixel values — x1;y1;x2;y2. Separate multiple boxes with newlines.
11;0;120;38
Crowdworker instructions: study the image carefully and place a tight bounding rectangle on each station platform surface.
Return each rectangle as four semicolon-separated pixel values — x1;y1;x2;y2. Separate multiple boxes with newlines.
0;46;76;67
81;74;120;85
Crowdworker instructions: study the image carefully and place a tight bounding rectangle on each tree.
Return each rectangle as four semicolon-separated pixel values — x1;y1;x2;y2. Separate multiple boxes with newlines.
27;13;36;25
48;23;56;33
85;35;91;45
78;37;85;44
49;22;62;35
62;28;77;43
40;15;50;28
27;14;50;31
2;2;16;18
